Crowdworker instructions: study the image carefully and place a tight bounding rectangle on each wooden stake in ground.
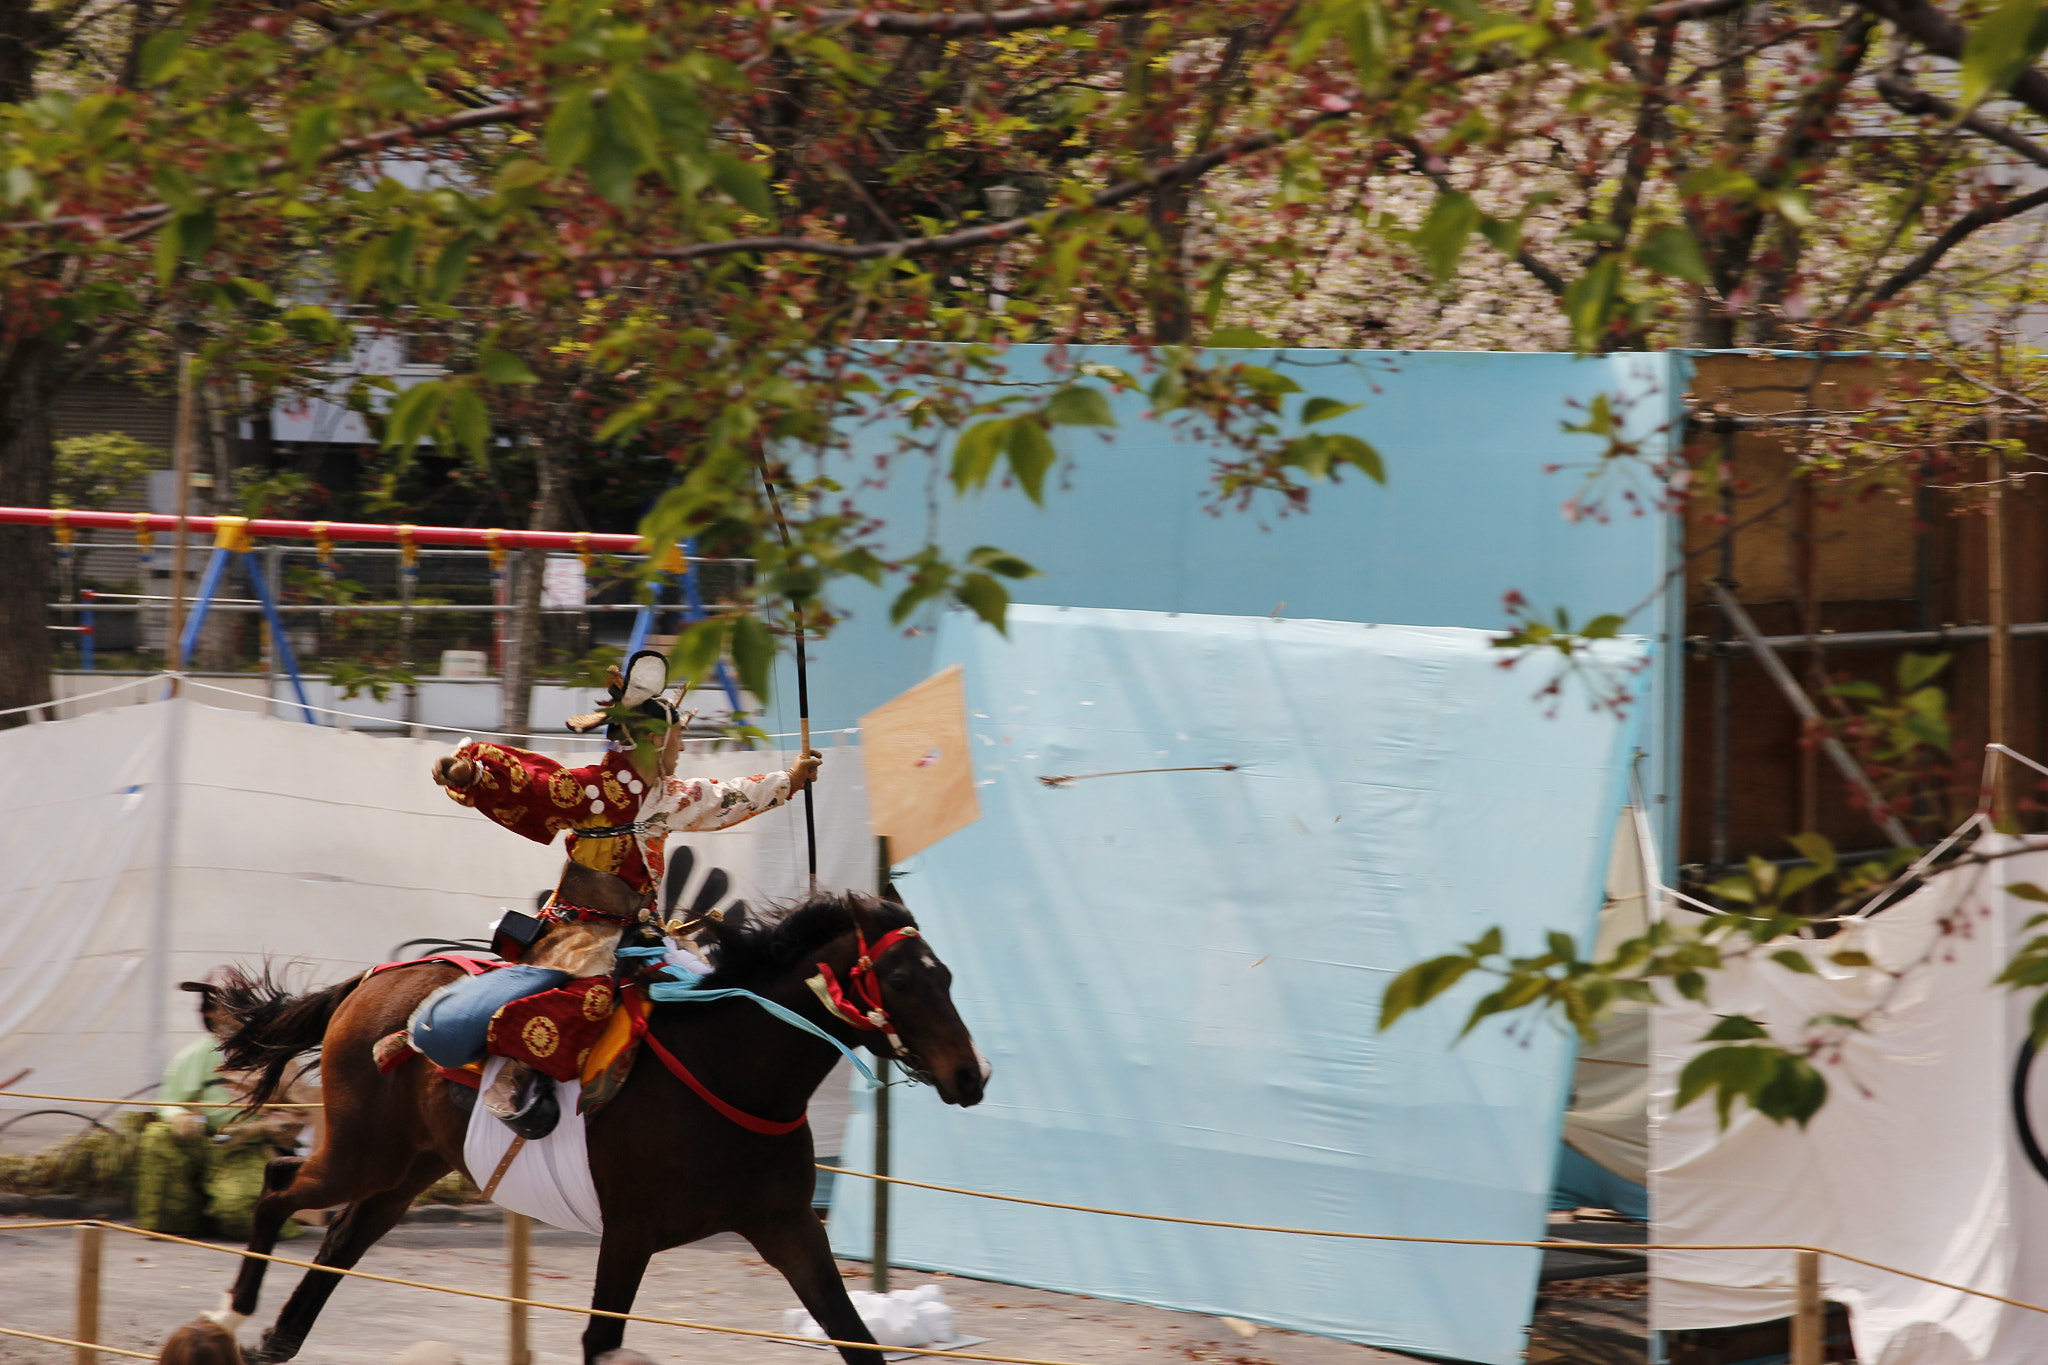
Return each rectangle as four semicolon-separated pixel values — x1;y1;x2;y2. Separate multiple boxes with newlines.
74;1223;100;1365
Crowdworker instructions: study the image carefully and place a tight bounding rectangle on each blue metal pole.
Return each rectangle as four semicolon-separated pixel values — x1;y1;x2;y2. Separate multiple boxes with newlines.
238;551;318;724
176;546;231;670
81;590;95;672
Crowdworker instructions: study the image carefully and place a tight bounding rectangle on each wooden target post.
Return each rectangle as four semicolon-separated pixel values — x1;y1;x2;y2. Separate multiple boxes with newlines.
507;1213;532;1365
74;1223;101;1365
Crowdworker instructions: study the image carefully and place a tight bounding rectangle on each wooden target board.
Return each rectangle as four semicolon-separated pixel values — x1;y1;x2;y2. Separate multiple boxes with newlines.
860;664;980;862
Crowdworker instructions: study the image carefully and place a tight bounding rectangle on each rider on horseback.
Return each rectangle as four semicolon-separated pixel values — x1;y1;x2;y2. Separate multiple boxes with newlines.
415;649;820;1136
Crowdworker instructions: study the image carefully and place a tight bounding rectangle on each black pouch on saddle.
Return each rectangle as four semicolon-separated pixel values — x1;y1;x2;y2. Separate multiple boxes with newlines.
491;909;545;963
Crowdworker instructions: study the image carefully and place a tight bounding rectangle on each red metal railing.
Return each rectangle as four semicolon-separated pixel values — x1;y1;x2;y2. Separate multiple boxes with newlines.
0;507;646;553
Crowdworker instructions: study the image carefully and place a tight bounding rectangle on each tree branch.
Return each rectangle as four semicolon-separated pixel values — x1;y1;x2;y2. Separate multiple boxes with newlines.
1844;183;2048;320
1852;0;2048;124
1875;70;2048;171
799;0;1154;37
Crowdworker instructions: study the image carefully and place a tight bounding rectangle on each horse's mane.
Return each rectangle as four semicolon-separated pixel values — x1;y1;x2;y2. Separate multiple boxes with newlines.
696;891;915;990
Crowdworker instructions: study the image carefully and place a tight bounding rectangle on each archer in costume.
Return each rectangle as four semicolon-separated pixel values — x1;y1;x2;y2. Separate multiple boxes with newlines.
412;649;819;1137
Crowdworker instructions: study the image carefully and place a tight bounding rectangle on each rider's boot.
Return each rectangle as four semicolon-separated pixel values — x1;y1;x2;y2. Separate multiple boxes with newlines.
483;1061;559;1140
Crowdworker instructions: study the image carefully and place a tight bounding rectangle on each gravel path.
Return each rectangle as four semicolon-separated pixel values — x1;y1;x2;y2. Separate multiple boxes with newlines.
0;1217;1421;1365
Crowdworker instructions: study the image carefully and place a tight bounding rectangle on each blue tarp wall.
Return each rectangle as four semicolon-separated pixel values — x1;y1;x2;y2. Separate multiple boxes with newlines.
828;608;1647;1365
780;346;1687;856
793;349;1687;1363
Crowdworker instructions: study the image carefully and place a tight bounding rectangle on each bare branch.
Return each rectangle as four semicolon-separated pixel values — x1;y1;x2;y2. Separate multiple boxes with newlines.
1846;184;2048;321
798;0;1154;37
1852;0;2048;123
1876;70;2048;171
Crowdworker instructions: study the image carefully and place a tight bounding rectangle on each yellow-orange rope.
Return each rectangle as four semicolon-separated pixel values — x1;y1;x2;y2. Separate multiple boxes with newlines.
0;1322;154;1358
0;1090;318;1110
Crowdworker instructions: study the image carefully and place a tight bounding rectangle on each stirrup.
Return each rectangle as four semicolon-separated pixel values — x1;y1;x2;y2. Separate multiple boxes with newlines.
498;1070;559;1141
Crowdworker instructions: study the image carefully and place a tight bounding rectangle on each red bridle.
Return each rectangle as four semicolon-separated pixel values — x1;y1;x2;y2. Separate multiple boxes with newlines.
806;926;923;1059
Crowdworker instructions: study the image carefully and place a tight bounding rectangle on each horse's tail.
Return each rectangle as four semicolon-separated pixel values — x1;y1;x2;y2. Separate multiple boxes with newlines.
209;965;366;1110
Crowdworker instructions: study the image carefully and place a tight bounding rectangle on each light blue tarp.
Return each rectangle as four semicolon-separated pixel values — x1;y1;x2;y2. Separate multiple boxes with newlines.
782;346;1686;858
829;606;1647;1365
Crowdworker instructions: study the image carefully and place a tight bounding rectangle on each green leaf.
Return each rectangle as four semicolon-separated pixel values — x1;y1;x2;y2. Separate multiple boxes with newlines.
1563;253;1622;352
136;26;188;84
381;381;445;452
1700;1014;1770;1040
494;158;552;192
429;235;477;303
1786;832;1838;876
1757;1053;1827;1127
1825;679;1885;701
1771;950;1818;975
709;153;774;217
1044;386;1115;427
1206;326;1276;348
1324;432;1385;482
1898;651;1951;692
1580;613;1625;639
1633;223;1709;284
1413;190;1482;281
445;385;489;461
1962;0;2048;109
1300;396;1362;425
950;419;1011;494
668;618;729;683
1378;953;1476;1030
967;545;1040;579
729;613;776;702
1829;949;1875;968
477;348;539;385
955;572;1010;632
1005;419;1057;505
289;106;336;169
545;89;597;170
2011;882;2048;903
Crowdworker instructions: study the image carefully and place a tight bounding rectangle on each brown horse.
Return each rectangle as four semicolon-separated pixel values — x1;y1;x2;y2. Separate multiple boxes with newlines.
208;893;987;1365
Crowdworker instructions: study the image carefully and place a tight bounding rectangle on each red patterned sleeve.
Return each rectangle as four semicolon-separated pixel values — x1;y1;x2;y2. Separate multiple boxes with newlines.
441;740;610;845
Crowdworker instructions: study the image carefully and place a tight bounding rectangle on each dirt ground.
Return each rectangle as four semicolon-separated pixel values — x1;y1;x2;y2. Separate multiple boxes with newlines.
0;1212;1647;1365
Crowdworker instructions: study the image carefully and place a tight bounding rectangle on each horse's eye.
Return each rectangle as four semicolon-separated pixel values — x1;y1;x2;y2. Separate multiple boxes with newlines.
885;972;913;991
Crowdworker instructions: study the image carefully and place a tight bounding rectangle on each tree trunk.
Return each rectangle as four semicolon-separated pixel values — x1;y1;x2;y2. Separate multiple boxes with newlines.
499;438;569;738
0;339;57;726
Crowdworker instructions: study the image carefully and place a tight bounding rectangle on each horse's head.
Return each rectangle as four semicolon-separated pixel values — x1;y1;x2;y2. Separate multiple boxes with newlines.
815;897;989;1108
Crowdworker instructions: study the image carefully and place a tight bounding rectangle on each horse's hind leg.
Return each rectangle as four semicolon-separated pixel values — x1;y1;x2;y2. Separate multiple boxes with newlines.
582;1231;658;1364
219;1153;334;1324
740;1211;887;1365
251;1150;451;1363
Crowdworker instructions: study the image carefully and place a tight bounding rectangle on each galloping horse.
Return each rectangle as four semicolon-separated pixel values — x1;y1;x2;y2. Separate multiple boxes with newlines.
209;893;987;1365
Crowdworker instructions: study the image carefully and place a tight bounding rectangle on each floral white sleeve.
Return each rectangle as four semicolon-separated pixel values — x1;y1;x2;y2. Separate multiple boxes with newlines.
648;770;793;834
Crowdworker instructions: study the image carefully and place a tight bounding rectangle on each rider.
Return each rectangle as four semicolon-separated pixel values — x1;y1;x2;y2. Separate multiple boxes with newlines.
416;649;820;1136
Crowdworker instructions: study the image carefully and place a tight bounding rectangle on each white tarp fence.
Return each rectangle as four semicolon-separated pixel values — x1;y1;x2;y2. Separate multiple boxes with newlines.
1651;836;2048;1365
0;699;869;1141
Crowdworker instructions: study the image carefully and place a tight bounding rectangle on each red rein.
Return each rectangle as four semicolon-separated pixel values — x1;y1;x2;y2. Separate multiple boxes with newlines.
634;926;924;1136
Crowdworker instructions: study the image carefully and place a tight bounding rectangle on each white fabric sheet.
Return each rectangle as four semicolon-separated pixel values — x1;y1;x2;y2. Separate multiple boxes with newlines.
463;1058;603;1237
0;700;871;1150
1650;837;2048;1365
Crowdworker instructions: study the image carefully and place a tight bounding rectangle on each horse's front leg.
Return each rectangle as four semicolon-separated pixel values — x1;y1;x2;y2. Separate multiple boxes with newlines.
584;1231;658;1364
254;1151;450;1363
740;1209;887;1365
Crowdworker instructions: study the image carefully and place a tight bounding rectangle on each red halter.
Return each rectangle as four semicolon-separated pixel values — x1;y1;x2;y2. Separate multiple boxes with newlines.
807;926;923;1059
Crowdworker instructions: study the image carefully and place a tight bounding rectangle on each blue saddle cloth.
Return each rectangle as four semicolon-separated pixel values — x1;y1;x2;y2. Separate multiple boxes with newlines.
408;966;571;1069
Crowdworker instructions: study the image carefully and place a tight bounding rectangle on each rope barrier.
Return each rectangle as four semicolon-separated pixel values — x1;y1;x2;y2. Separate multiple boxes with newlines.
0;1322;155;1358
0;1090;318;1111
0;1221;1154;1365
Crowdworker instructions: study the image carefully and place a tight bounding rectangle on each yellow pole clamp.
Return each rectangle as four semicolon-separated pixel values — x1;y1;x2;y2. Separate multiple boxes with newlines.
132;513;154;554
399;525;419;572
51;509;72;552
573;532;592;571
213;516;253;553
484;529;507;574
311;521;335;568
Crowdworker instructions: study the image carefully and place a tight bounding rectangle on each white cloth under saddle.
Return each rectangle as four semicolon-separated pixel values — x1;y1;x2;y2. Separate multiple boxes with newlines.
463;1057;604;1237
